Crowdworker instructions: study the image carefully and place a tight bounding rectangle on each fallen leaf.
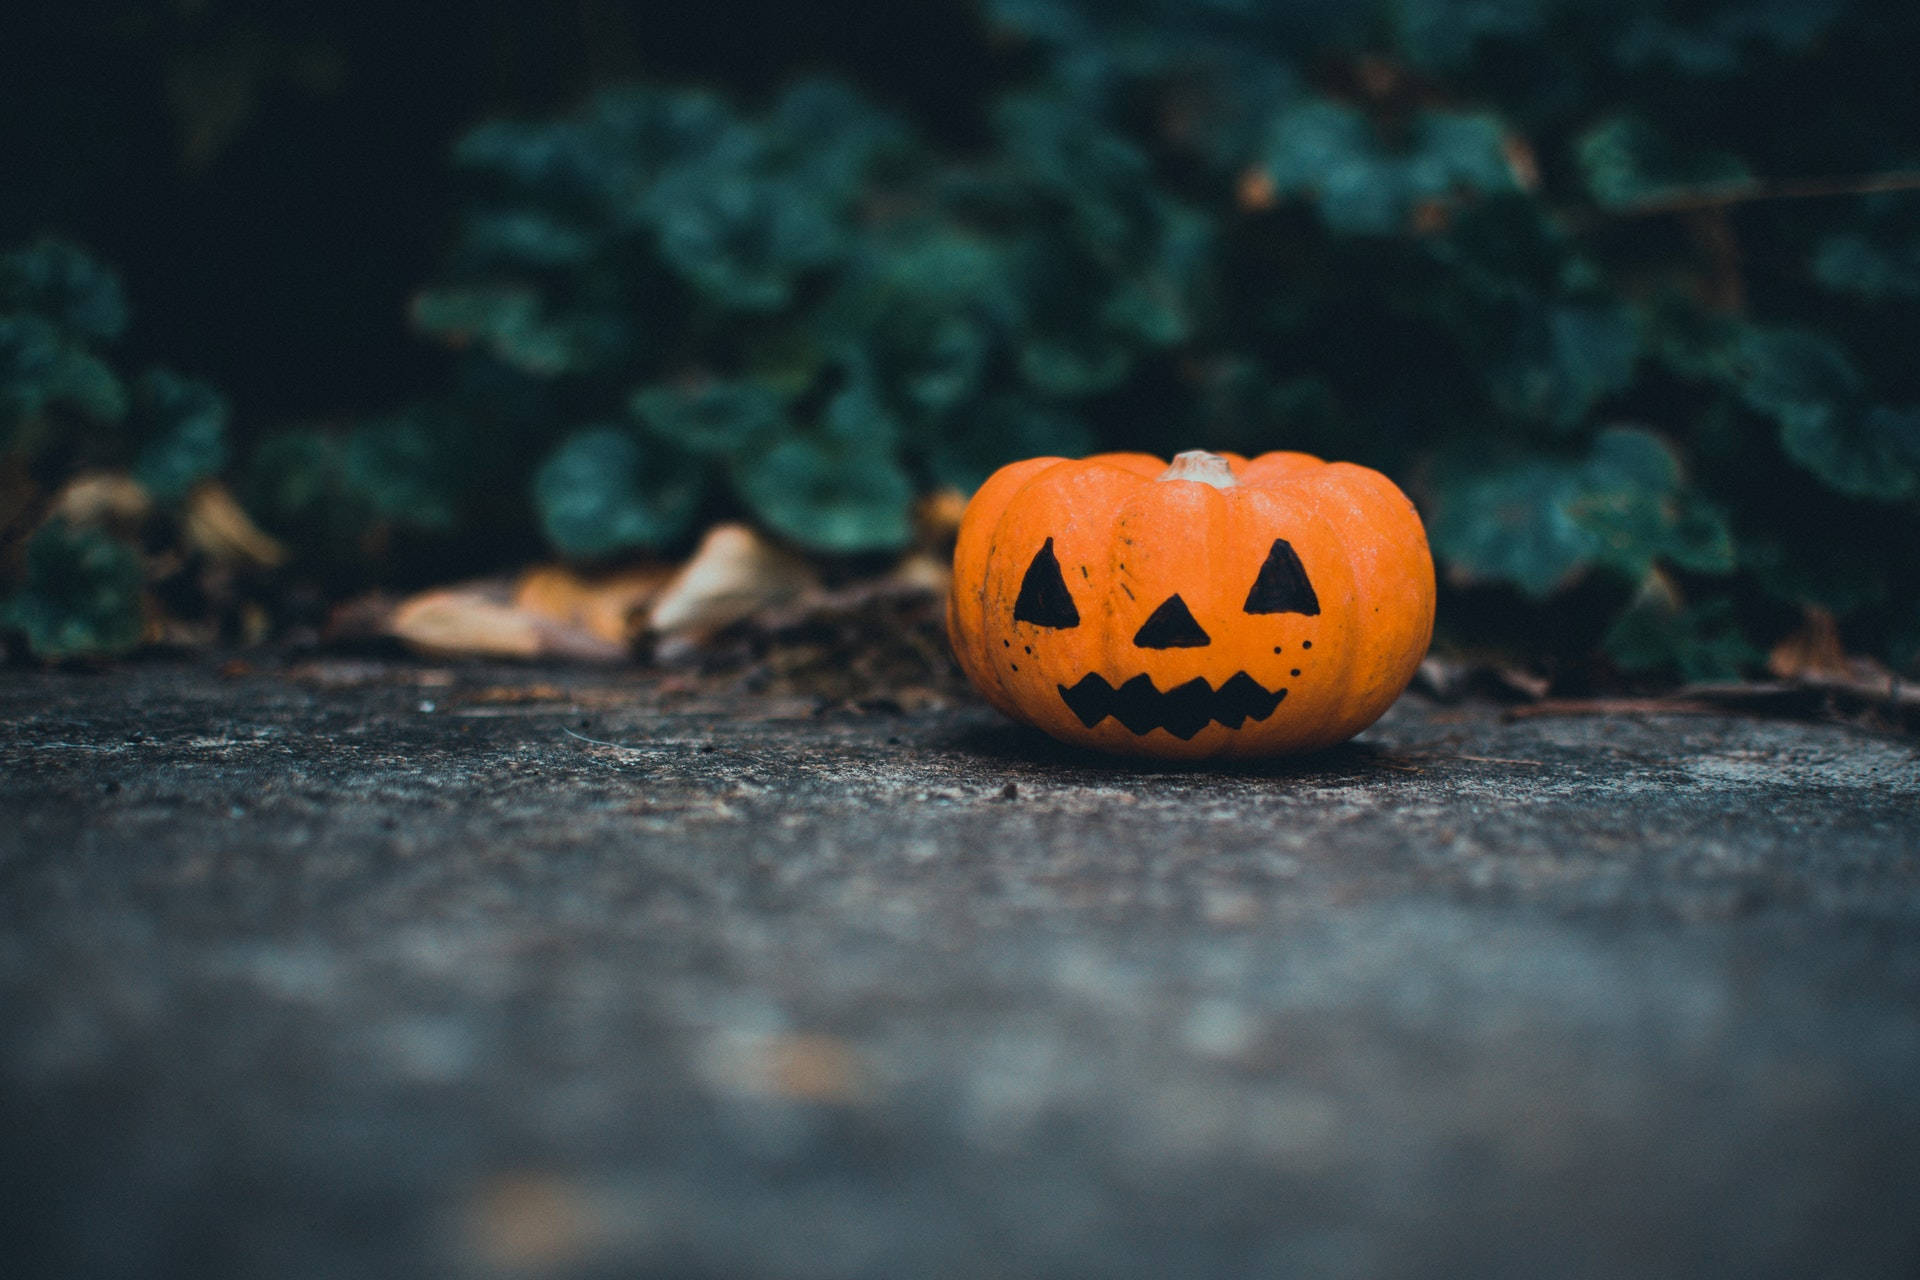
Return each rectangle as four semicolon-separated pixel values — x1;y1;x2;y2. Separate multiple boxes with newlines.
647;523;816;637
1767;606;1888;688
513;564;670;647
182;482;288;570
51;470;152;530
389;583;628;662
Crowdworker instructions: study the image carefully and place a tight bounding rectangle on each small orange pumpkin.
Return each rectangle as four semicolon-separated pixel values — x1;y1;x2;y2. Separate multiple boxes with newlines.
948;450;1435;758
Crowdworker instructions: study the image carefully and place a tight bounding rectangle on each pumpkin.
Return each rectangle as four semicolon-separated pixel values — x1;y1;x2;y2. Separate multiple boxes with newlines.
948;449;1435;758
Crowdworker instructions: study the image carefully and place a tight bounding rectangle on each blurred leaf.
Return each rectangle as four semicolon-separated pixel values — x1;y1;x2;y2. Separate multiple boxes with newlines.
1576;115;1750;211
1781;404;1920;503
343;418;459;529
455;209;602;270
0;240;129;343
1489;302;1640;431
1429;451;1593;597
820;360;902;449
0;314;128;446
1613;0;1845;75
1719;326;1918;499
246;422;459;558
631;380;787;456
1567;428;1736;577
132;370;229;504
412;286;627;376
1603;572;1759;680
1391;0;1553;70
1813;230;1920;300
0;519;144;660
732;435;913;553
1432;427;1732;596
1259;100;1517;235
534;427;703;559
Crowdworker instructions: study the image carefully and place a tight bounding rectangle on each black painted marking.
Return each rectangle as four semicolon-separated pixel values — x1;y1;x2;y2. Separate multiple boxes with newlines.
1291;668;1301;677
1013;539;1080;629
1058;672;1286;740
1132;594;1211;649
1244;539;1320;616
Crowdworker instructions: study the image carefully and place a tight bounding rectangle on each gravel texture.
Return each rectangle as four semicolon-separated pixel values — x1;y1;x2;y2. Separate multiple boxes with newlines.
3;658;1918;1278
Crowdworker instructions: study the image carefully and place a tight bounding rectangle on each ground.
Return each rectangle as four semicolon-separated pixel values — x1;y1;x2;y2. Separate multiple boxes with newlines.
3;657;1919;1279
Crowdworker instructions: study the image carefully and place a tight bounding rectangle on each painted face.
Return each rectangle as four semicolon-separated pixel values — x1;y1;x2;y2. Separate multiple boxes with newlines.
949;451;1435;759
1012;535;1320;740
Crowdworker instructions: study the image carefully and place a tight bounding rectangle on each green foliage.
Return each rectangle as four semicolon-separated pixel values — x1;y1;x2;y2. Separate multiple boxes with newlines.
1;519;144;660
342;0;1918;672
1261;102;1517;235
132;370;229;504
244;416;460;567
1;241;244;658
402;72;1212;556
18;0;1906;676
535;427;702;558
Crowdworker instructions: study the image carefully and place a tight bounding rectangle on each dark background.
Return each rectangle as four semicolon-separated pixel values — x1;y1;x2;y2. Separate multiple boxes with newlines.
0;0;998;426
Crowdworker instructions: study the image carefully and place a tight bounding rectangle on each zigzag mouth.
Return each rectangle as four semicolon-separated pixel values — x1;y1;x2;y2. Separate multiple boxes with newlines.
1058;672;1287;740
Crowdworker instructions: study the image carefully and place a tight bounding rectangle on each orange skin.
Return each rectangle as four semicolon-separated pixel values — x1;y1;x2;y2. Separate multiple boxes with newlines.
948;450;1436;759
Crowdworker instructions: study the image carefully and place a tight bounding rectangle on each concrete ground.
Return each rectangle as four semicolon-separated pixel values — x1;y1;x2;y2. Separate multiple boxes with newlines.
3;657;1918;1279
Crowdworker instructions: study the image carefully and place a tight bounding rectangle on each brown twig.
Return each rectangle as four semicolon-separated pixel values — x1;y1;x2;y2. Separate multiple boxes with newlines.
1613;169;1920;218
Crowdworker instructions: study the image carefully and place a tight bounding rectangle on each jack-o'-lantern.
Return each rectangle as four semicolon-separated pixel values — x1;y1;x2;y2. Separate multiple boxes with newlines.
948;450;1435;758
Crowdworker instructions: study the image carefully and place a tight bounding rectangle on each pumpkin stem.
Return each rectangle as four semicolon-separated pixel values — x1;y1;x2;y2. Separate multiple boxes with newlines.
1159;450;1237;489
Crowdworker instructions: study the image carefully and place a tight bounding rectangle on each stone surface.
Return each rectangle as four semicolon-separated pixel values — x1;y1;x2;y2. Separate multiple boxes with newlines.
3;658;1919;1278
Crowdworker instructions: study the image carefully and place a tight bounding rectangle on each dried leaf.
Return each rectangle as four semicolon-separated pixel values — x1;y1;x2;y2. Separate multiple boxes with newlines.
51;470;152;529
1767;606;1898;696
389;583;628;662
647;523;817;636
513;564;671;647
181;482;288;570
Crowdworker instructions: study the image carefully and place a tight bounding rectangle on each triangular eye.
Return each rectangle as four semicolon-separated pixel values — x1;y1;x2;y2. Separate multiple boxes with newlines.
1133;594;1211;648
1244;539;1320;616
1013;538;1080;628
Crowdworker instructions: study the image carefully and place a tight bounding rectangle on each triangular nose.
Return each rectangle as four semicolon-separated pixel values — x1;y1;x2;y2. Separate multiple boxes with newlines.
1133;593;1211;648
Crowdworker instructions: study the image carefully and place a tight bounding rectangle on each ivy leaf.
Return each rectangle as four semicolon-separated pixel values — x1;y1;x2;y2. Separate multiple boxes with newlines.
1392;0;1552;71
1614;1;1845;76
454;209;602;270
1431;428;1732;597
1813;231;1920;300
769;78;912;202
0;314;128;445
1780;405;1920;503
534;427;703;559
0;240;129;343
343;418;459;530
819;360;902;450
821;230;1013;417
1489;302;1640;432
411;287;627;376
1259;99;1517;235
731;435;913;553
631;380;787;457
0;519;145;660
650;158;845;311
1576;116;1750;211
1603;572;1758;681
246;424;460;559
1720;326;1915;498
1567;428;1735;577
132;370;229;504
1429;451;1594;597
